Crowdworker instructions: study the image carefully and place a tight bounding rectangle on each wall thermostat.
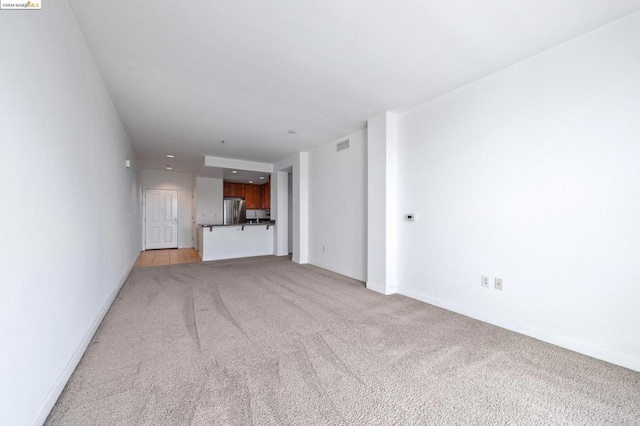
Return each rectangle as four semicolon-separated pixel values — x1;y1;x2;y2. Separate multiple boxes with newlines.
405;213;416;221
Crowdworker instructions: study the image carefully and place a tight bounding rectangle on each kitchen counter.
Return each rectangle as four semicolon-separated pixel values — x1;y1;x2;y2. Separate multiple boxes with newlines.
197;222;275;261
200;221;275;231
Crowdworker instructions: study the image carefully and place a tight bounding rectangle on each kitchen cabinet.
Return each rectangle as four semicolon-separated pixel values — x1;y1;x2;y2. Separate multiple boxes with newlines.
224;182;244;198
261;181;270;209
234;184;246;198
223;181;270;209
245;185;256;209
223;183;233;198
251;185;261;209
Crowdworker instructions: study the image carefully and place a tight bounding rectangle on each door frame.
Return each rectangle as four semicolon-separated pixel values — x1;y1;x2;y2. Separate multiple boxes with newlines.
143;187;179;250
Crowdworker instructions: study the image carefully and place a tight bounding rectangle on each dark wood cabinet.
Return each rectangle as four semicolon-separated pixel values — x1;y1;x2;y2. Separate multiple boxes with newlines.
261;181;270;209
222;181;270;209
244;185;256;209
238;184;247;198
224;182;245;200
252;185;261;209
243;185;251;207
223;182;233;198
224;182;241;198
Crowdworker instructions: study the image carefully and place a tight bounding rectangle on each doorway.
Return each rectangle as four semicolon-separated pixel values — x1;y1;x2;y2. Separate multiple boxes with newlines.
287;172;293;254
144;188;178;250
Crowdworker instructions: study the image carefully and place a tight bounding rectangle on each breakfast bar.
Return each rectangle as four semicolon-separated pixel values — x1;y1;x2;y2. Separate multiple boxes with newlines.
198;222;275;261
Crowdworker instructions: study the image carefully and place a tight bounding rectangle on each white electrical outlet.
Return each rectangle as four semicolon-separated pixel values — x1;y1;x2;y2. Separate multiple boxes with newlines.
481;275;489;288
495;278;504;291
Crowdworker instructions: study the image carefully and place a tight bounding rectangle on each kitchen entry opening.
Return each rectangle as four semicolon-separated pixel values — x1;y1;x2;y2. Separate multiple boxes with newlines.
144;188;179;250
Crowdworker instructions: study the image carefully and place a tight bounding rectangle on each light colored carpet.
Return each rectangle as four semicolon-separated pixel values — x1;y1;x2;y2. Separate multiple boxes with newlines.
47;256;640;425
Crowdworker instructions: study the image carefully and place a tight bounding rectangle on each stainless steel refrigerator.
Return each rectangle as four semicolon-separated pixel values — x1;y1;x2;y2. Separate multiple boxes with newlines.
223;197;246;225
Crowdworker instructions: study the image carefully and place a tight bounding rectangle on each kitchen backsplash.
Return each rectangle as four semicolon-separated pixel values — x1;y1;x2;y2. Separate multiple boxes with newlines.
196;212;221;225
246;209;270;219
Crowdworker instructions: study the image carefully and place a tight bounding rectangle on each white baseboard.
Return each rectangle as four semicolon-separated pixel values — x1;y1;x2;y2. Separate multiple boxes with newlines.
29;258;137;426
400;287;640;373
308;261;366;283
366;281;398;295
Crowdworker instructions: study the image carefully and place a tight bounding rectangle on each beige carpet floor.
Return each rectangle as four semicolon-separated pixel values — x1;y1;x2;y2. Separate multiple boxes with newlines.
46;256;640;425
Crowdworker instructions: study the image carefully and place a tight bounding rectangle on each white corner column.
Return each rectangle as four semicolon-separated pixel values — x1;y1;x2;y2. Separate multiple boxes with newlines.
367;112;398;295
273;152;309;264
294;152;309;264
274;170;289;256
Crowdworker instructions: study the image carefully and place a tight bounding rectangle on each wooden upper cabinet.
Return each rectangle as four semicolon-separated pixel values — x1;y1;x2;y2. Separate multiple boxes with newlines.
244;185;252;209
223;181;270;209
262;181;271;209
231;183;242;198
252;185;261;209
224;182;245;198
245;184;259;209
223;182;233;198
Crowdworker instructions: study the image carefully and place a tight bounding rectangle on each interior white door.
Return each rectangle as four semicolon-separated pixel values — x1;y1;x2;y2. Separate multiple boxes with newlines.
145;189;178;249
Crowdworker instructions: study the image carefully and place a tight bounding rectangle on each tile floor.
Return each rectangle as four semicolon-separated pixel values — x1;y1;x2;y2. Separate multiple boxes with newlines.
134;248;201;267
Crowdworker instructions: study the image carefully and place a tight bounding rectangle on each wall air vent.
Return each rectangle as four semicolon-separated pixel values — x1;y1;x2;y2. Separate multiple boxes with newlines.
336;140;350;152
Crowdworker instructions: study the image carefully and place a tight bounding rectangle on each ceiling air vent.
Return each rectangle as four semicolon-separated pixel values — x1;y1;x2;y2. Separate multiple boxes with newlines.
336;140;350;152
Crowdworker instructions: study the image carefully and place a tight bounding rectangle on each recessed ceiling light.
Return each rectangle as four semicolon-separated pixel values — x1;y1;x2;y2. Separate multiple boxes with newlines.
166;166;172;170
249;180;253;184
166;154;174;158
260;176;265;179
231;170;238;174
288;130;297;134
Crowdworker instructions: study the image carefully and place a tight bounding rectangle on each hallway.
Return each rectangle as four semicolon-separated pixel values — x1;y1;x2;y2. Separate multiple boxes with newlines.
134;249;201;267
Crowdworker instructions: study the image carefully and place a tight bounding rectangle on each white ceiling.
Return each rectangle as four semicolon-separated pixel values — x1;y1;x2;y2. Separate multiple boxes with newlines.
68;0;640;172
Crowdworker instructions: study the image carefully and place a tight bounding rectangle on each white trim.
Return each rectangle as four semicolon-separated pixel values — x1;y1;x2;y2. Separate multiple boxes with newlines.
400;287;640;373
308;261;365;283
366;281;398;295
29;258;138;426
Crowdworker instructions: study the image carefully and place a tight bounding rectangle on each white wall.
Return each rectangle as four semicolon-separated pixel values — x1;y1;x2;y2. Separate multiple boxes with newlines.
396;12;640;371
141;169;194;248
195;177;223;225
308;130;367;281
0;2;142;425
